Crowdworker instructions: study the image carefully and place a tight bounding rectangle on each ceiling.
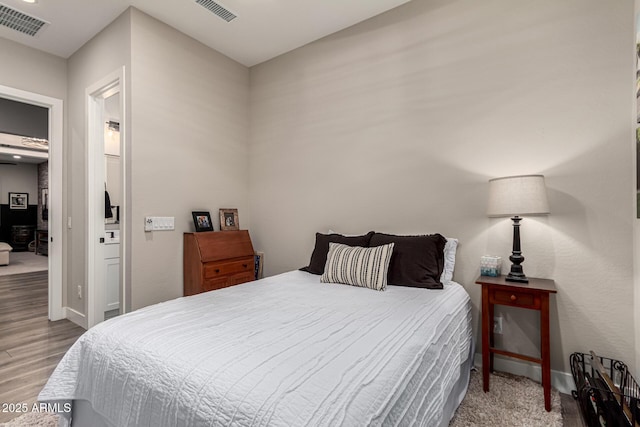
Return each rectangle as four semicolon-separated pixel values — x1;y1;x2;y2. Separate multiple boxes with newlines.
0;0;412;66
0;132;48;164
0;152;46;164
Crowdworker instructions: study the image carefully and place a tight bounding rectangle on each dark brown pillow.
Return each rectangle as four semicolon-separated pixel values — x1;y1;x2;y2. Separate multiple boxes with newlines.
301;232;374;275
369;233;447;289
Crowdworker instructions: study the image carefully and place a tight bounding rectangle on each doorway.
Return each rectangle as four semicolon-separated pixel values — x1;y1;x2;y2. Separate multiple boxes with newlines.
0;84;64;321
86;68;126;328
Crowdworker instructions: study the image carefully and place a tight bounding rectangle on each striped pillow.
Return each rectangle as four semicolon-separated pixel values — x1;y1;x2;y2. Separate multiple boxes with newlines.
321;242;394;291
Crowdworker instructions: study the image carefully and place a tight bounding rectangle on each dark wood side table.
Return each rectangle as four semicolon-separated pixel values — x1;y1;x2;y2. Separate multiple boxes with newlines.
475;275;557;411
11;225;35;252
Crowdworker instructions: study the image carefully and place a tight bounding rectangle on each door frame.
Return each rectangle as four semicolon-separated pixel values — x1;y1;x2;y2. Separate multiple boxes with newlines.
86;67;126;328
0;84;64;321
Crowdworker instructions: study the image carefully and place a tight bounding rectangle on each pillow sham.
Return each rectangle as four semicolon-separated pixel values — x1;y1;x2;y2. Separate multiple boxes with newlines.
321;242;394;291
441;238;458;284
301;231;375;275
369;232;447;289
329;230;457;284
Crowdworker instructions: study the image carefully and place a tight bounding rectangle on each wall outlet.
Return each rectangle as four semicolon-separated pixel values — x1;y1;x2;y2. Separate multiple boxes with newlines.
77;285;82;299
493;316;503;334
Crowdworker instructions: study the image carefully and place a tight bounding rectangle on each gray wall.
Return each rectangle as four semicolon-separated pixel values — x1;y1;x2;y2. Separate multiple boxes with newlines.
0;38;67;100
128;9;250;309
0;37;66;304
0;0;636;378
248;0;636;373
24;6;250;318
0;163;38;205
0;98;48;139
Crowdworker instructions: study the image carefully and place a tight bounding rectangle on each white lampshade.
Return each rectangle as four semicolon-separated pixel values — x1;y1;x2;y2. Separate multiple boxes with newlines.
487;175;550;217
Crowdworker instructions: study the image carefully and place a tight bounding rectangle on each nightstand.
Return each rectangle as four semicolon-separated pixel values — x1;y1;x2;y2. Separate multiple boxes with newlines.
475;275;557;411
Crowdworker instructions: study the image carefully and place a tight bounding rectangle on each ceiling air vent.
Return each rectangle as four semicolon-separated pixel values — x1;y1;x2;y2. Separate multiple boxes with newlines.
0;3;48;37
195;0;237;22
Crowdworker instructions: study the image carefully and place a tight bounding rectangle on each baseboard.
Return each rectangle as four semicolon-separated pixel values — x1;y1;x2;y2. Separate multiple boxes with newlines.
473;353;575;395
64;307;88;330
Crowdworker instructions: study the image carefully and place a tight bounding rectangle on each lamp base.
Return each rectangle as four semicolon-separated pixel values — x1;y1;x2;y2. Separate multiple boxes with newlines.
505;272;529;283
506;216;529;283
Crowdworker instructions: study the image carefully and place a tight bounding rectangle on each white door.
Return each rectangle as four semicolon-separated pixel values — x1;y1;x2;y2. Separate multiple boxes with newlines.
86;68;126;328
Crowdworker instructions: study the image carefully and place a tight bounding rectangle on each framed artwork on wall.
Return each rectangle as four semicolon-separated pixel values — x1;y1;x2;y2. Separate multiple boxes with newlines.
219;208;239;231
192;211;213;232
9;192;28;210
42;188;49;220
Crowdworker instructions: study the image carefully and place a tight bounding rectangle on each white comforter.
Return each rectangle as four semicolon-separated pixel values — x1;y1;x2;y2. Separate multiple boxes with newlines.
40;270;472;427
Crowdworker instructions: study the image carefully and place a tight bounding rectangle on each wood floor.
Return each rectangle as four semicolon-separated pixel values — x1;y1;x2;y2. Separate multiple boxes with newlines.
561;392;586;426
0;271;85;423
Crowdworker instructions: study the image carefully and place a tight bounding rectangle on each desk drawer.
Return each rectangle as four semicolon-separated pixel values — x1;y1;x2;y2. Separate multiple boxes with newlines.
203;277;228;292
228;271;254;285
204;258;253;279
203;272;255;292
490;289;539;309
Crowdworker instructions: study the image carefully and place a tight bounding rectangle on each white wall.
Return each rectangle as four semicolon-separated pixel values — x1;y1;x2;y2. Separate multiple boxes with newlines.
0;163;38;205
66;10;132;318
249;0;636;374
128;9;250;309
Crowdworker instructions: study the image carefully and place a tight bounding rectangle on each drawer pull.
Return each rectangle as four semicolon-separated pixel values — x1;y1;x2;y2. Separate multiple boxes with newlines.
242;264;248;268
215;269;220;273
510;294;517;301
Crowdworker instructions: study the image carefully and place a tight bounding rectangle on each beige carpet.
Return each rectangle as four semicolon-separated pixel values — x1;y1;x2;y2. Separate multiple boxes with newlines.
0;412;57;427
450;370;563;426
0;251;48;276
2;371;564;426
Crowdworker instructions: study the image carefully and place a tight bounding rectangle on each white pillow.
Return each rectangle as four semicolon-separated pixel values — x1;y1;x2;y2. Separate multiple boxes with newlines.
328;230;458;284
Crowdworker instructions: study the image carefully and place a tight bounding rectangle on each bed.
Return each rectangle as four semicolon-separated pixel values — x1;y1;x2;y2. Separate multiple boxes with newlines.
39;233;473;427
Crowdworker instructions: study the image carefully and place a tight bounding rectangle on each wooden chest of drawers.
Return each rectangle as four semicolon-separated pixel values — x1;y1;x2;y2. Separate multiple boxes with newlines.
183;230;255;296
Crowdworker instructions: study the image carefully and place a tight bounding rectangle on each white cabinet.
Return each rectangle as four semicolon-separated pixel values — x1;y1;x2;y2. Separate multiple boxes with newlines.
104;241;120;313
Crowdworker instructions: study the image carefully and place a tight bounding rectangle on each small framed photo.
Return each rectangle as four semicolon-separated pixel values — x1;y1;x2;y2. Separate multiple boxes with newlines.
192;211;213;232
219;208;239;231
9;192;28;210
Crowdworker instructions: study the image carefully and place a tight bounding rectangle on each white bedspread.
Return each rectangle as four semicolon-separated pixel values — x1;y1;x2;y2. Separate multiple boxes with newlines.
40;270;472;427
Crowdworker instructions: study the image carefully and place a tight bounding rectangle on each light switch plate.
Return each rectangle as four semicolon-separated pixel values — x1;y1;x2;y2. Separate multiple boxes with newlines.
144;216;175;231
153;217;175;230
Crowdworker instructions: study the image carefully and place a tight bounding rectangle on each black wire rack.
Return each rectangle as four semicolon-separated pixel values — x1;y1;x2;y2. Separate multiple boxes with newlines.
571;352;640;427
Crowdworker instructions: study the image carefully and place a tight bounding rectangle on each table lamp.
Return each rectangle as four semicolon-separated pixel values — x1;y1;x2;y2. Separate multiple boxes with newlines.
486;175;549;283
